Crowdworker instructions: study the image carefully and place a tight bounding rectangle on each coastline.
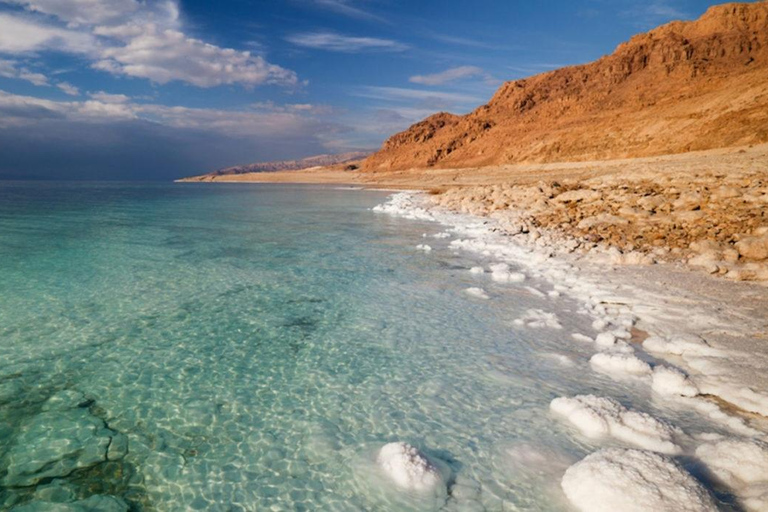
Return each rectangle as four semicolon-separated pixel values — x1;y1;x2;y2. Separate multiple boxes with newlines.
180;143;768;284
372;190;768;509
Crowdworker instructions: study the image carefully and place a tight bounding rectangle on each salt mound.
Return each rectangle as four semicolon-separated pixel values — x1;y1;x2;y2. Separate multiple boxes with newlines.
489;263;526;283
377;442;444;492
652;366;699;397
550;395;682;454
514;309;562;329
416;244;432;252
590;353;652;376
696;438;768;511
562;448;717;512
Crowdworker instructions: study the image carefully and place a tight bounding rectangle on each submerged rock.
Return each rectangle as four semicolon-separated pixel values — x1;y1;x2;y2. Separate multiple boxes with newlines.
2;391;126;487
12;495;129;512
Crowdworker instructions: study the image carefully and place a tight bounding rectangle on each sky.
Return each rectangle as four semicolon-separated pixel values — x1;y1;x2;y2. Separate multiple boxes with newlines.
0;0;736;180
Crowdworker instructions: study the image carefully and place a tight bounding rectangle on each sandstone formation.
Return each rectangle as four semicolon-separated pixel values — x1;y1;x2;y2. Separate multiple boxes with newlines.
364;1;768;171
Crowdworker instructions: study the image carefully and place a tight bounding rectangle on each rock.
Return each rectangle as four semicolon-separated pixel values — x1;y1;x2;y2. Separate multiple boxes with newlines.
735;234;768;261
12;495;129;512
637;195;666;211
2;391;126;487
672;192;703;211
578;214;630;230
554;189;601;203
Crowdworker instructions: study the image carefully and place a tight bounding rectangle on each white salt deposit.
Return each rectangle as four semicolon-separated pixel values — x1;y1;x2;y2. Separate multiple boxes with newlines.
469;266;485;274
651;366;699;397
590;353;652;376
695;438;768;511
376;442;444;492
551;395;682;454
571;333;594;343
594;332;617;347
374;191;768;506
525;286;547;298
416;244;432;252
513;309;562;329
561;448;717;512
489;263;526;283
465;287;490;300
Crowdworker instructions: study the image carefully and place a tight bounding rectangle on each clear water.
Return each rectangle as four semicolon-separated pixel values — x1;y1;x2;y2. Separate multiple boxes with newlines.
0;182;736;511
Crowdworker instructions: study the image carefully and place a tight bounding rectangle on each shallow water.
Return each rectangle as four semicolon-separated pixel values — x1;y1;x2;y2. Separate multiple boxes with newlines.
0;182;741;510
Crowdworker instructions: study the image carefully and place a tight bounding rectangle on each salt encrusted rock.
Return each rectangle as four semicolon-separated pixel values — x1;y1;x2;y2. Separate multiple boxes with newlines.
2;391;126;487
561;449;717;512
377;442;444;492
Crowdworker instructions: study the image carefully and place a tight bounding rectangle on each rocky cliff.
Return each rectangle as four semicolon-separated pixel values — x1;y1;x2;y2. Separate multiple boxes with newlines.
364;1;768;171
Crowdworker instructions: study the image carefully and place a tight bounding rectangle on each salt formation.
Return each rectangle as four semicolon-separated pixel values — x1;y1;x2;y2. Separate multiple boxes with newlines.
590;352;652;376
376;442;444;492
469;266;485;274
651;366;699;397
465;287;490;300
513;309;562;329
696;438;768;511
561;448;717;512
415;244;432;252
488;263;526;283
550;395;682;454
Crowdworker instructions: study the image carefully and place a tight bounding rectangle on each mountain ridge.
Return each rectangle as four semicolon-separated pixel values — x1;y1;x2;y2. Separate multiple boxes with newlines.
363;1;768;171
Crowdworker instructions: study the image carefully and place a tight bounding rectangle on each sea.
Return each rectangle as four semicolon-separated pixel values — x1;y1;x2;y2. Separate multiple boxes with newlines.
0;182;742;511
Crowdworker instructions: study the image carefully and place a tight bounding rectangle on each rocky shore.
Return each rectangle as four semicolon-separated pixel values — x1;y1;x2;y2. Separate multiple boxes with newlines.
431;145;768;282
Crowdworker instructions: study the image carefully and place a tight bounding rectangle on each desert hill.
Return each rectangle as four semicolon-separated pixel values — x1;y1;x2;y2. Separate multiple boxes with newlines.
363;1;768;171
180;151;371;181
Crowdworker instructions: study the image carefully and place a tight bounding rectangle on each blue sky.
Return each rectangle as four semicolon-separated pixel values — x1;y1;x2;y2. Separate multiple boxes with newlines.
0;0;735;180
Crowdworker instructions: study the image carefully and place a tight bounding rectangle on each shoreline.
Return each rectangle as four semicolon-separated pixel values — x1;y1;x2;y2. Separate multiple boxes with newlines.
374;191;768;422
373;190;768;509
180;144;768;284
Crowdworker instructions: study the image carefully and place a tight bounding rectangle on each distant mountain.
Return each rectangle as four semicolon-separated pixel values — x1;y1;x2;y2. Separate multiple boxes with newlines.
363;1;768;171
181;151;372;181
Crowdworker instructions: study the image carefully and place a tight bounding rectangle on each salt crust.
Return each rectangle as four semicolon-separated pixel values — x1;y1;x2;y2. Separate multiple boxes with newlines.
513;309;562;329
561;448;717;512
695;438;768;511
551;395;682;454
376;442;444;492
590;352;652;376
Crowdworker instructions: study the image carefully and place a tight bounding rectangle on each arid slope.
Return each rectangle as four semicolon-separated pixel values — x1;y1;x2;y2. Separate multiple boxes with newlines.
363;1;768;172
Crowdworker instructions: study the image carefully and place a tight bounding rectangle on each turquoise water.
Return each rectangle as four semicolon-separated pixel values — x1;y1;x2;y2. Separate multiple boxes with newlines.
0;183;734;511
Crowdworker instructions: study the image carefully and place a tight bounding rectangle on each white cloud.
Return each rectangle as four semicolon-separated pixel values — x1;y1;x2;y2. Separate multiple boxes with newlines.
0;89;337;138
3;0;141;26
0;13;96;54
95;25;298;87
286;32;407;52
0;1;299;89
312;0;384;22
409;66;485;86
0;58;49;85
56;82;79;95
355;86;481;104
88;90;130;103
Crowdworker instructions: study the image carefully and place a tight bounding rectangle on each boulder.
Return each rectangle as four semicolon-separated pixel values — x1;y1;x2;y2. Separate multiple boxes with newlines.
735;234;768;261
